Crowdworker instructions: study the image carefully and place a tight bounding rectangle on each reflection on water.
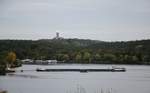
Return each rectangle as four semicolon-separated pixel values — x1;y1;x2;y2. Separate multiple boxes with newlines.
66;85;116;93
7;74;38;79
0;64;150;93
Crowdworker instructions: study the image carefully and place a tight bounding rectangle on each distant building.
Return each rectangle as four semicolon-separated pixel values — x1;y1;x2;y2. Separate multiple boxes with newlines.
21;59;33;64
53;32;64;40
47;60;57;64
34;60;58;65
35;60;45;64
56;32;59;39
22;59;58;65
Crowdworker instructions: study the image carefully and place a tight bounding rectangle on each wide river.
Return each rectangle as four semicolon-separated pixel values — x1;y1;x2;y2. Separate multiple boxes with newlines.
0;64;150;93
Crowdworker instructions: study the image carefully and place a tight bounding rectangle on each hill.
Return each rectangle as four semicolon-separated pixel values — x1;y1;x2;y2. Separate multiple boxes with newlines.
0;39;150;64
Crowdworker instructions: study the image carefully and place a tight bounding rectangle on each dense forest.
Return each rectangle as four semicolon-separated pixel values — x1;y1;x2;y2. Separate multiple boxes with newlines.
0;39;150;65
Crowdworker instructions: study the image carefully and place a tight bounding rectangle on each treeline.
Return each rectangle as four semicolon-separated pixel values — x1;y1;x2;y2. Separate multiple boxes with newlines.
0;39;150;64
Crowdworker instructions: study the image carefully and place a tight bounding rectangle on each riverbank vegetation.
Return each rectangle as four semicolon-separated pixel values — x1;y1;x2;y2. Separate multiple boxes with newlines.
0;51;21;75
0;39;150;65
0;90;7;93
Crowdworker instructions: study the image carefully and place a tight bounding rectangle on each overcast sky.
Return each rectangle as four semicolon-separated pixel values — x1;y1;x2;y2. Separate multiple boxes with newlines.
0;0;150;41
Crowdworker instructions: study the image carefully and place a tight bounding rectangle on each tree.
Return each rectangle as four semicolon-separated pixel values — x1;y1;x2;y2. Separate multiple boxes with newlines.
62;54;69;61
83;52;91;63
142;55;150;64
75;52;82;62
0;51;8;64
103;53;116;62
6;52;16;68
117;54;124;63
94;53;101;61
124;54;132;64
132;55;139;62
56;54;63;61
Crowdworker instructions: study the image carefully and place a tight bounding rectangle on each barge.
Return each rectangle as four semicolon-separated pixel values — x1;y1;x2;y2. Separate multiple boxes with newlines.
36;68;126;72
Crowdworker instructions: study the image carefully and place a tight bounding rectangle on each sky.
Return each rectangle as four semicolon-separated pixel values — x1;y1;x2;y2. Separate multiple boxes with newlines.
0;0;150;41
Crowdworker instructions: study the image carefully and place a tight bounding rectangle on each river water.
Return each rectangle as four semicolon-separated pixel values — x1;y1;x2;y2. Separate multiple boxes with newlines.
0;64;150;93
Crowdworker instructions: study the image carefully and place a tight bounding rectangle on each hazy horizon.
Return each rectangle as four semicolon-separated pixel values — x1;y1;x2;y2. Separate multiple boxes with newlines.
0;0;150;41
0;35;149;42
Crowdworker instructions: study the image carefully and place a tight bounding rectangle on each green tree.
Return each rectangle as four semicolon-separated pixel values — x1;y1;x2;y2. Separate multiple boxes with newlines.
62;54;69;61
56;54;63;61
142;55;150;64
94;53;101;61
132;55;139;62
75;52;82;62
83;52;91;63
103;53;116;62
117;54;124;63
124;54;132;64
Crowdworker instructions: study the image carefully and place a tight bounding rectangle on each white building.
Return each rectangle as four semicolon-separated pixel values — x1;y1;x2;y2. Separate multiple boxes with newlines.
47;60;57;64
21;59;33;64
22;59;58;65
35;60;57;65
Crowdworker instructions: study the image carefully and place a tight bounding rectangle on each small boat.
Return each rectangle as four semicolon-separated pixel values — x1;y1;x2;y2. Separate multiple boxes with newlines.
112;66;126;72
6;68;15;73
6;69;15;73
36;68;45;72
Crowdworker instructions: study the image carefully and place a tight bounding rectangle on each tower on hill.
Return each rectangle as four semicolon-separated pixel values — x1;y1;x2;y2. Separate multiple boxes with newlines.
56;32;59;39
53;32;63;40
